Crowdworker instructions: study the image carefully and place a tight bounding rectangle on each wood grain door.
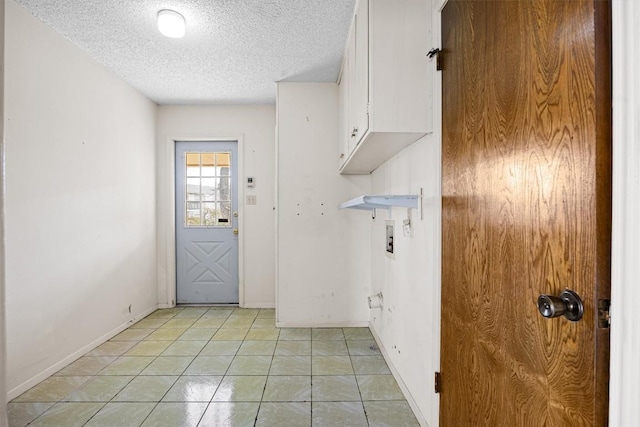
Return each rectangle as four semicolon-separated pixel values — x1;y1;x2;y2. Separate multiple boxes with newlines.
440;1;611;425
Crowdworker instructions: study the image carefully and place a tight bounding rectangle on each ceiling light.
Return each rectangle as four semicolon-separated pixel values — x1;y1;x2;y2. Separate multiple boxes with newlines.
157;10;185;38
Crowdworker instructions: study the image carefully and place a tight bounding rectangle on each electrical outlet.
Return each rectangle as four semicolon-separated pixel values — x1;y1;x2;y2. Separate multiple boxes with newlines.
246;195;257;205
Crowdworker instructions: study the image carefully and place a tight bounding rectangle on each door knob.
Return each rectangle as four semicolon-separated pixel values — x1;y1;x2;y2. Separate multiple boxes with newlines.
537;289;584;321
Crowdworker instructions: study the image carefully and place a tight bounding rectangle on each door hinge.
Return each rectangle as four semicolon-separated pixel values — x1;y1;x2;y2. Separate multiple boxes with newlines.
427;48;442;71
598;299;611;329
435;371;441;394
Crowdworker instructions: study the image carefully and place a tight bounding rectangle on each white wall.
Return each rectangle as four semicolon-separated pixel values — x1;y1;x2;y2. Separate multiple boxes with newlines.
156;105;276;308
0;0;6;423
276;82;371;326
610;0;640;425
368;134;440;427
4;0;158;398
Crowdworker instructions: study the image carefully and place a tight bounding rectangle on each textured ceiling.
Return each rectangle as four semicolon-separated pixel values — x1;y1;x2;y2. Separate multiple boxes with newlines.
15;0;356;104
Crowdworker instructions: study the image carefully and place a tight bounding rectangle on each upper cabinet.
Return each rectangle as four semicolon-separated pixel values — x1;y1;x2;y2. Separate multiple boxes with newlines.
338;0;432;174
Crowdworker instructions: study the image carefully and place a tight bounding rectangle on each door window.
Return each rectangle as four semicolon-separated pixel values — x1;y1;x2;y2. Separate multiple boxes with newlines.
183;152;232;227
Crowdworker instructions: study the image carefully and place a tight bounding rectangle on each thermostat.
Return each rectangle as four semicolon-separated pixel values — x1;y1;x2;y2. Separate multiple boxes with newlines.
247;177;255;187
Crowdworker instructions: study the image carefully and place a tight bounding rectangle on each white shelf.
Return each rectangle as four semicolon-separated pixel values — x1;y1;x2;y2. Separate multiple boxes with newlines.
339;194;420;211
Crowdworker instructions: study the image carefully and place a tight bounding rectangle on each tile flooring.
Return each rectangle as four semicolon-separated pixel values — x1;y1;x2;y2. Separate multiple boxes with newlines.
8;307;419;426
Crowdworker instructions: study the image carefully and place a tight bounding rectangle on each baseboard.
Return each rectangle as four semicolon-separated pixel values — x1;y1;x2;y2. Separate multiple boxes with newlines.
369;323;430;427
157;303;174;309
159;303;275;309
275;321;369;328
175;304;238;308
7;305;158;401
241;303;275;309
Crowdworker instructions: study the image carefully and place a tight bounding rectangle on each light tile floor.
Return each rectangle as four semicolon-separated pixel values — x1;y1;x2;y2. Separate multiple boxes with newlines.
8;307;420;427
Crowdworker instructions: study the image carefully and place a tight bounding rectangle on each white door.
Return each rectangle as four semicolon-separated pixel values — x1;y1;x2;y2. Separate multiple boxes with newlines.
175;141;239;303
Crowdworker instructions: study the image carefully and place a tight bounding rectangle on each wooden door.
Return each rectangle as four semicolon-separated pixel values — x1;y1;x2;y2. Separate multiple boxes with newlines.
440;1;611;425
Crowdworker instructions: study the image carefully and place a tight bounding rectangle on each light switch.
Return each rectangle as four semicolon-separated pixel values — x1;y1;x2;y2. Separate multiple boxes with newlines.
246;195;257;205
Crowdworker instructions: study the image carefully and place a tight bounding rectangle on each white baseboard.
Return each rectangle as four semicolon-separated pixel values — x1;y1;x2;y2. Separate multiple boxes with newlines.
159;303;275;309
8;305;158;401
275;321;369;328
369;323;430;427
157;303;174;309
241;303;275;309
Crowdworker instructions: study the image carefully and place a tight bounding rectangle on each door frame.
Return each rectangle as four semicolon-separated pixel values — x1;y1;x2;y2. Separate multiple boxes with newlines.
159;135;245;308
610;0;640;424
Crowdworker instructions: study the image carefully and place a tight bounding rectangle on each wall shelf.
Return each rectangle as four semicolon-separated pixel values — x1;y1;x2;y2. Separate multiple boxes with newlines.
339;195;419;210
339;193;422;219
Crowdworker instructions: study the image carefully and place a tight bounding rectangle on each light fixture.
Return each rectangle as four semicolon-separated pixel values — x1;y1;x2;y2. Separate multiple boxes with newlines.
157;9;185;38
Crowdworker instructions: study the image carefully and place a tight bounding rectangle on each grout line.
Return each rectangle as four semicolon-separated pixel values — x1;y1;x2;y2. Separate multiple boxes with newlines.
310;334;314;426
192;308;236;427
13;308;396;427
344;326;371;427
92;307;189;426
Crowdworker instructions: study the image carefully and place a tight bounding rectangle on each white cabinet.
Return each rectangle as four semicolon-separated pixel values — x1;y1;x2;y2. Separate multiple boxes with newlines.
339;0;432;174
338;28;354;170
338;5;367;171
351;0;369;149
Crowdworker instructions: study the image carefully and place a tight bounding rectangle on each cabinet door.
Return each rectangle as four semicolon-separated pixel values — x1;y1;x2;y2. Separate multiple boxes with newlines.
346;25;358;154
351;0;369;148
369;0;431;132
338;47;350;169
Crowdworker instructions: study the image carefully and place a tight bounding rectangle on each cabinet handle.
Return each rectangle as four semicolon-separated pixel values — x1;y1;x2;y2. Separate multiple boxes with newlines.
351;127;358;138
